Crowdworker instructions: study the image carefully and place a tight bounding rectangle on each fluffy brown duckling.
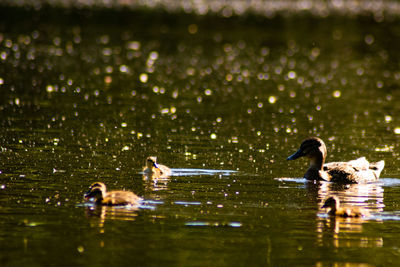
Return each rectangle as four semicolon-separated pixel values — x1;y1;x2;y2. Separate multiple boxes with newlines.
322;196;369;218
84;182;141;206
287;137;384;183
143;156;171;178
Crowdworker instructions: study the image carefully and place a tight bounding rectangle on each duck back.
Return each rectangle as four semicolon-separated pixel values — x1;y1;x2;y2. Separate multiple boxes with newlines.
332;207;368;218
102;191;141;206
324;158;384;183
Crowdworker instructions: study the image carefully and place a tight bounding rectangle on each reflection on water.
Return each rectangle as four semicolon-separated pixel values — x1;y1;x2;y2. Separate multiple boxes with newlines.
4;0;400;18
83;200;163;228
278;178;387;249
83;203;140;228
143;176;169;191
313;181;384;248
317;216;384;249
185;221;242;227
142;168;238;177
142;168;170;192
315;182;385;213
142;168;237;191
170;168;238;177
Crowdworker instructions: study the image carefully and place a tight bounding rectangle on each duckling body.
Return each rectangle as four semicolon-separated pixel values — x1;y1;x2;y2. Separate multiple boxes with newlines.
143;156;171;178
322;196;369;218
84;182;141;206
287;137;384;183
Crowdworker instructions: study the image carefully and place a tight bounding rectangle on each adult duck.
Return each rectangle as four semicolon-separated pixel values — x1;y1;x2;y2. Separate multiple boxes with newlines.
322;196;369;218
143;156;171;179
287;137;384;183
84;182;142;206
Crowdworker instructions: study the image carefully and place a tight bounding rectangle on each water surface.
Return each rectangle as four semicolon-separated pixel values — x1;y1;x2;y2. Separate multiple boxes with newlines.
1;3;400;266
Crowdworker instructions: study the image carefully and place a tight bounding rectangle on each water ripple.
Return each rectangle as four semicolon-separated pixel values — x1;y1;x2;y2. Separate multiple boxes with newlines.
171;168;238;177
185;221;242;227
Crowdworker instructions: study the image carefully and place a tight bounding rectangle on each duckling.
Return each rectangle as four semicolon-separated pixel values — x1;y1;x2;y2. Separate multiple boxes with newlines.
143;156;171;178
84;182;141;206
322;196;369;218
287;137;384;183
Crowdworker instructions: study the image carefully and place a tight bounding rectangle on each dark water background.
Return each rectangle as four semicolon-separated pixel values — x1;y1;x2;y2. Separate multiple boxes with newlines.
2;2;400;266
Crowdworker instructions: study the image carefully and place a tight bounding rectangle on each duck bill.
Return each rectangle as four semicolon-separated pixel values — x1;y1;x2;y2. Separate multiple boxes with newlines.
287;149;304;160
153;162;160;168
84;190;94;200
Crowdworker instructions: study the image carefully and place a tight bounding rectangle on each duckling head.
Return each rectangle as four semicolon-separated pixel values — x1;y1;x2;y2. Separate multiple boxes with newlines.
84;182;106;201
146;156;159;169
287;137;327;168
322;196;340;211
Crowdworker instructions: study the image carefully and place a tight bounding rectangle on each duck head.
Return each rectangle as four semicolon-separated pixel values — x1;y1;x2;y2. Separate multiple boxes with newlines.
146;156;159;169
322;196;340;211
287;137;327;169
84;182;106;202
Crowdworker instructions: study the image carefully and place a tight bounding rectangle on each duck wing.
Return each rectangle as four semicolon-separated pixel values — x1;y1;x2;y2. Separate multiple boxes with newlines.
325;163;360;183
369;160;385;178
326;160;384;183
324;157;370;171
324;157;385;181
102;191;142;206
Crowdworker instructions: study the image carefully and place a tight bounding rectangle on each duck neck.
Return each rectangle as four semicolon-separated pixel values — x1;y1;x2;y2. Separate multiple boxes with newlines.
328;207;337;215
146;162;156;174
309;154;324;171
96;189;105;204
305;169;326;180
304;155;327;180
333;201;340;212
95;196;104;204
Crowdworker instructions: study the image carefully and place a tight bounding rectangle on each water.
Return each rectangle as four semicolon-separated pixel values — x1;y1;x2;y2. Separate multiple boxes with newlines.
1;3;400;266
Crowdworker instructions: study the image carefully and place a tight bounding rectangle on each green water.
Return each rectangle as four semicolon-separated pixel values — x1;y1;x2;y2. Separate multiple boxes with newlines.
1;5;400;266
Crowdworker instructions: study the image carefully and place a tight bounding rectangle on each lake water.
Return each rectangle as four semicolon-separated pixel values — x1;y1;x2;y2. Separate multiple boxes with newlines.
1;2;400;266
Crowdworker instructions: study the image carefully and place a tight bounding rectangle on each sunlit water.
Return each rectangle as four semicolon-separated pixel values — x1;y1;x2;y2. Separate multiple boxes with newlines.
1;2;400;266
